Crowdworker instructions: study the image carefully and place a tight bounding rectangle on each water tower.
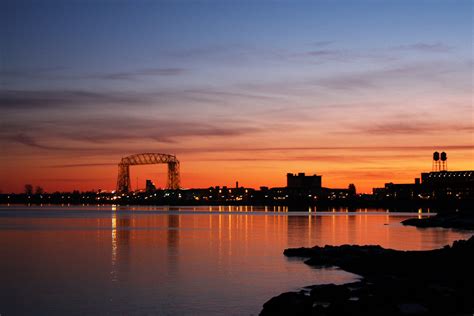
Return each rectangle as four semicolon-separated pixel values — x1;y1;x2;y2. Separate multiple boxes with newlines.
432;151;447;172
440;151;447;171
432;151;440;172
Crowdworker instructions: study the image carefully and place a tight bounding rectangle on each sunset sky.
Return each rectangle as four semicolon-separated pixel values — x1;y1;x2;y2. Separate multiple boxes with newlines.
1;0;473;193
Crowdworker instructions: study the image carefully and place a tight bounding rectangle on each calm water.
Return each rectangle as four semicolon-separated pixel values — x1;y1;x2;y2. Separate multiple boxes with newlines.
1;206;472;315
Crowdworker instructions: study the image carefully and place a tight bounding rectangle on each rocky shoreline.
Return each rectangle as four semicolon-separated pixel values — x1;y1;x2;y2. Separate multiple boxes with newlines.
402;210;474;230
260;230;474;315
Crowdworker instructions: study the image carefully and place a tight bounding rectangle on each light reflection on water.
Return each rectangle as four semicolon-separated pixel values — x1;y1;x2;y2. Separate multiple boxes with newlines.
0;205;471;315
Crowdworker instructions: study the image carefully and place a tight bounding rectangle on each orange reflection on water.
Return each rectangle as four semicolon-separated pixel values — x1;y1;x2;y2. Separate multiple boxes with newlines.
0;207;472;315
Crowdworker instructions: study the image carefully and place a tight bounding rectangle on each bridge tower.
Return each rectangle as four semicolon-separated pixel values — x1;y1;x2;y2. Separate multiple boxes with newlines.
116;153;180;193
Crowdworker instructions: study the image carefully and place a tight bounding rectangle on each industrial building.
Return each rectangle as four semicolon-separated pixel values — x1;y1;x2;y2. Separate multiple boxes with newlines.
421;171;474;199
373;152;474;201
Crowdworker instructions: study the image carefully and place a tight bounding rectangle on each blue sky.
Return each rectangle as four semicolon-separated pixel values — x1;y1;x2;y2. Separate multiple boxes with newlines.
2;0;471;88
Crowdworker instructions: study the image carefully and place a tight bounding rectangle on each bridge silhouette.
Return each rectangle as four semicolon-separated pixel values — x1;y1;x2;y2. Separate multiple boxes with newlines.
116;153;180;193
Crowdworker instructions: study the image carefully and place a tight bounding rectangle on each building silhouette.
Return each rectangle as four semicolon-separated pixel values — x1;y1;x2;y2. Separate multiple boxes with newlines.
146;179;156;193
287;173;322;189
373;171;474;201
421;171;473;199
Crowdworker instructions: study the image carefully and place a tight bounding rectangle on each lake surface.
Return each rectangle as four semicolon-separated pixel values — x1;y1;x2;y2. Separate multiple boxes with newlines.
1;205;472;315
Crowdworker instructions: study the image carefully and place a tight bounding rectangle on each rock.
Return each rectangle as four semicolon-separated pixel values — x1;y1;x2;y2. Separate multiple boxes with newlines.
402;211;474;230
260;292;312;316
309;283;350;302
260;235;474;315
397;303;428;315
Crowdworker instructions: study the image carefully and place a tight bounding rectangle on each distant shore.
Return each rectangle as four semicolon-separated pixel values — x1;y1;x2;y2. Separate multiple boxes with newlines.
1;191;473;211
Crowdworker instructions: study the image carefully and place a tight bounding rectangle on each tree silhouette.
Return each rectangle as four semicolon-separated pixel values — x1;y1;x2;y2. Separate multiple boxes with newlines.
24;184;33;195
35;186;44;195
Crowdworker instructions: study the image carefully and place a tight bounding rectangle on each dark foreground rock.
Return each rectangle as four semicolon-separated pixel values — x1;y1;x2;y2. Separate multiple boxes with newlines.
260;236;474;315
402;210;474;230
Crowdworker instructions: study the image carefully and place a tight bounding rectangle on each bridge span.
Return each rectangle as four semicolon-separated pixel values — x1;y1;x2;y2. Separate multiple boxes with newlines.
116;153;180;193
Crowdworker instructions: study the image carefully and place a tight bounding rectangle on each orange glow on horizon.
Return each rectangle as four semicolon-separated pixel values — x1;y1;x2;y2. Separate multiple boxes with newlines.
1;145;472;194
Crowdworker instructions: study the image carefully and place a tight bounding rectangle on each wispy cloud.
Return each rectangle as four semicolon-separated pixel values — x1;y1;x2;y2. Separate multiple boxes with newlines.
38;178;106;183
306;50;339;57
196;155;375;163
0;66;67;79
352;121;474;135
1;116;263;152
311;60;466;90
183;88;280;101
0;89;151;109
0;86;281;111
290;46;398;64
49;163;116;168
315;75;376;90
10;133;64;151
5;118;472;157
194;144;474;153
1;67;187;82
57;117;258;143
92;67;187;80
311;41;334;47
304;49;353;62
391;42;453;53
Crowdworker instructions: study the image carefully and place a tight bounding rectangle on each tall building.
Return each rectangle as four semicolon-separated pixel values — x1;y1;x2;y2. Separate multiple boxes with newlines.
287;173;322;189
